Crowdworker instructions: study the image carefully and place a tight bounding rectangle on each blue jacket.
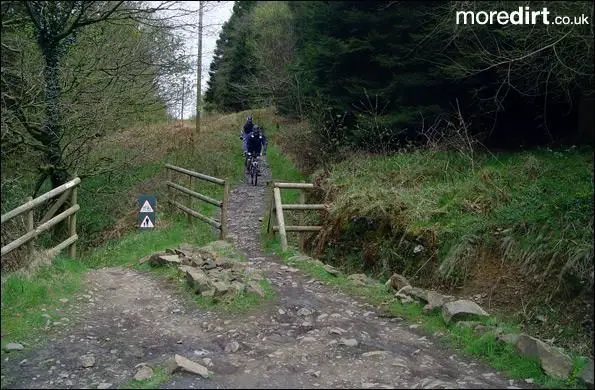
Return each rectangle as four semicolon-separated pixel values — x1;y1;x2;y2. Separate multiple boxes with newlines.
247;132;264;155
243;121;254;136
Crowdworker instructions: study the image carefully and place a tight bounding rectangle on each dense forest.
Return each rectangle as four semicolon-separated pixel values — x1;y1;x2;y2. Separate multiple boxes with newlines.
206;1;594;153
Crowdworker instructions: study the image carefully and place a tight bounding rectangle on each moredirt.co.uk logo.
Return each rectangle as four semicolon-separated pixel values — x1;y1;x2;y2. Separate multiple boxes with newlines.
455;6;591;25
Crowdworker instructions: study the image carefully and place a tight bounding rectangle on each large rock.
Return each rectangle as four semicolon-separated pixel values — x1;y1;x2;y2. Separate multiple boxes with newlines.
230;281;246;295
202;259;218;270
323;264;339;276
212;281;231;297
496;333;521;346
224;341;240;353
4;342;24;352
442;299;489;324
145;251;165;265
173;354;210;378
388;274;410;291
407;287;445;307
579;359;594;389
80;355;95;368
395;286;414;304
348;274;369;285
397;286;412;295
397;294;414;305
215;258;234;269
339;338;359;347
138;255;151;265
134;366;154;381
180;265;213;294
515;334;573;380
150;253;181;266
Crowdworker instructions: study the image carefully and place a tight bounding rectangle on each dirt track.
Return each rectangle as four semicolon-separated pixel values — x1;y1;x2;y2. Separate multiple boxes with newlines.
0;160;530;389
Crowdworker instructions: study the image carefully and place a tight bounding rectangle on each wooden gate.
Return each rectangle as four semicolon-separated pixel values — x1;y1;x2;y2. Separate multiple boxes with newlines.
266;181;328;251
1;177;81;259
165;164;229;239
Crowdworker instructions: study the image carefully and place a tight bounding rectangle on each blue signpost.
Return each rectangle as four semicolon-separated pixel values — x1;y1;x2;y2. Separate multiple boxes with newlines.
138;194;156;231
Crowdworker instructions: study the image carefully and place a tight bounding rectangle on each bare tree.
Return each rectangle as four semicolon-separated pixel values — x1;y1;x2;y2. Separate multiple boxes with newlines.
5;1;196;191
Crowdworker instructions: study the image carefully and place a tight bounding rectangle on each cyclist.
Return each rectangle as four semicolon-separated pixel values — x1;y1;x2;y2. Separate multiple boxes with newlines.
247;126;265;156
245;126;265;171
240;116;254;155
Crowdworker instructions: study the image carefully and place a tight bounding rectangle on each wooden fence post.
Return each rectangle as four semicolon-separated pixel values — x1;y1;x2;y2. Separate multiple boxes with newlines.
69;187;77;258
171;171;177;213
26;196;34;257
166;167;171;213
267;182;276;239
221;180;229;239
187;176;193;225
273;186;288;251
298;186;306;250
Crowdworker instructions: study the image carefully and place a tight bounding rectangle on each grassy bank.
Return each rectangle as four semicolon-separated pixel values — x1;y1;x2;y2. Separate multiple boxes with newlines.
308;147;593;356
316;148;593;284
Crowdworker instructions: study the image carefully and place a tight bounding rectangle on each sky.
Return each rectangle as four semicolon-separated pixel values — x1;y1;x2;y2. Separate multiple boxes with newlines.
155;1;235;118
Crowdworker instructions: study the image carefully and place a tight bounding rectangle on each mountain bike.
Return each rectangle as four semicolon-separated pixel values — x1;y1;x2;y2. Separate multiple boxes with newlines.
245;153;260;186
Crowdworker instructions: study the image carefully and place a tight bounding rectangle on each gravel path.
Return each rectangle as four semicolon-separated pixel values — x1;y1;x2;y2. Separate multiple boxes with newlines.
0;159;529;389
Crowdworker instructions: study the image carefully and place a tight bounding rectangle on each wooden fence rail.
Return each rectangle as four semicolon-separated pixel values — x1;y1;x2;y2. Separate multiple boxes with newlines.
1;177;81;259
164;164;228;239
266;181;327;251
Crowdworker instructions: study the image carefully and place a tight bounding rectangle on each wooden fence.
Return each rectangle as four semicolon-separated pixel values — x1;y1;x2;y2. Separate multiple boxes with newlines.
165;164;229;239
1;177;81;259
266;181;328;251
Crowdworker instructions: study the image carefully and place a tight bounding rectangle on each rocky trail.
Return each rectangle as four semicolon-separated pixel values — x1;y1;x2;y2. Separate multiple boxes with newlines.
0;160;533;389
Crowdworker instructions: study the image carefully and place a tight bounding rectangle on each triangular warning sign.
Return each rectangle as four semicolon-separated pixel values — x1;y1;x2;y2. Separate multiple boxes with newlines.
140;200;154;213
140;215;154;228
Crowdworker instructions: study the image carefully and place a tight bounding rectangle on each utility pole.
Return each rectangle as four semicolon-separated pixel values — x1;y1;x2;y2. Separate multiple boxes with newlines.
180;77;186;121
195;1;204;144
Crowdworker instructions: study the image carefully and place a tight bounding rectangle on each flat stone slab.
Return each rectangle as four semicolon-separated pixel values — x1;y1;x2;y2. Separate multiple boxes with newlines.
442;299;489;324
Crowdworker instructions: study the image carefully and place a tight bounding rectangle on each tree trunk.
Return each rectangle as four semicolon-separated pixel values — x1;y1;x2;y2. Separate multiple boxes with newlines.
41;43;69;188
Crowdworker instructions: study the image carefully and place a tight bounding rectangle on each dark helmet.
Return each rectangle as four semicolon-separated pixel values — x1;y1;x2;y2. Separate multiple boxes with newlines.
253;125;261;135
246;116;252;123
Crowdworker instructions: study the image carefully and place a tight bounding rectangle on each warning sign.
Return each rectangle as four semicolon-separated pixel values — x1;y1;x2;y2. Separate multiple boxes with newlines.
140;200;154;213
137;194;157;231
140;215;154;228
